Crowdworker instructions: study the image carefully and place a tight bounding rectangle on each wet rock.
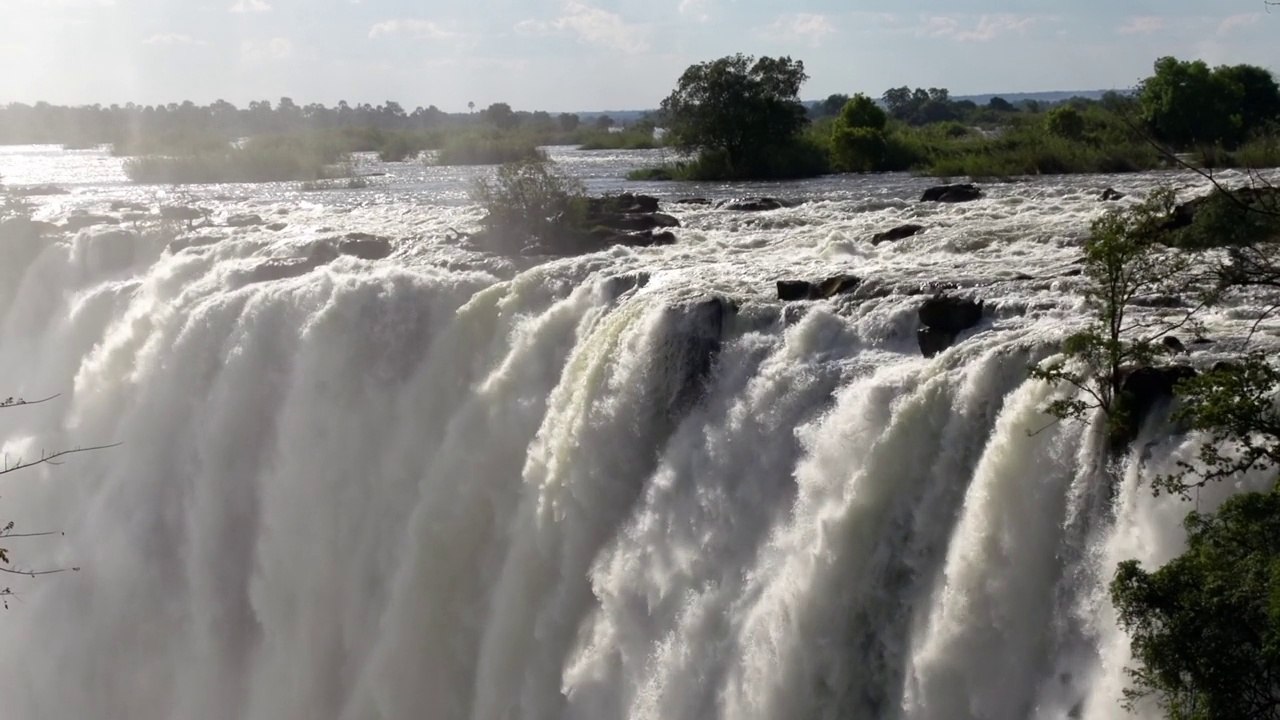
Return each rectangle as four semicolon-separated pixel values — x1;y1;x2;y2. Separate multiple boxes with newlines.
723;198;795;212
266;222;287;232
917;295;984;357
244;256;328;284
1191;337;1216;346
1100;188;1126;201
167;235;224;253
776;275;862;301
1161;336;1187;355
601;212;680;232
920;183;983;203
160;206;206;227
337;234;393;260
871;224;925;245
673;198;711;205
662;295;737;416
601;272;651;301
63;214;119;232
589;193;660;215
1113;365;1198;448
226;213;265;228
110;200;149;212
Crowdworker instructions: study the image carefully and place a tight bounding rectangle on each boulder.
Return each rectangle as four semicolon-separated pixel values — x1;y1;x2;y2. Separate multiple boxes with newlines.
777;275;862;301
920;184;983;203
1100;188;1126;202
673;198;711;206
662;295;737;416
337;234;393;260
917;295;984;357
601;272;651;301
266;222;288;232
110;200;149;212
1161;336;1187;355
871;224;926;245
226;213;265;228
63;214;119;232
589;193;660;215
724;198;794;212
600;213;680;232
1112;365;1197;448
167;235;223;254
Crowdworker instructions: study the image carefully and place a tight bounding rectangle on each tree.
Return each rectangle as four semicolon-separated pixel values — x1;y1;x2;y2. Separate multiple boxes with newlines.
558;113;581;132
1111;491;1280;719
1028;190;1191;448
482;102;519;131
1137;57;1280;149
830;94;890;172
594;114;614;131
1045;105;1086;141
659;53;810;177
987;96;1016;112
815;93;850;118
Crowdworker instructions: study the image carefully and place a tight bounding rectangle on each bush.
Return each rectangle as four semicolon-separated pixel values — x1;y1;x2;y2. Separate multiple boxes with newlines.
832;127;888;172
471;156;586;242
434;132;545;166
123;135;352;184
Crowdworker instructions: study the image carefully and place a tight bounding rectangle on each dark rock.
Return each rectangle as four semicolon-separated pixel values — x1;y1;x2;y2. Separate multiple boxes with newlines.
673;198;711;205
589;193;661;215
917;295;984;357
724;198;794;212
1191;337;1216;346
871;224;926;245
167;235;224;253
63;215;119;232
662;295;737;416
1113;365;1198;448
601;272;651;301
337;235;393;260
244;256;328;284
1161;336;1187;355
600;213;680;232
110;200;149;212
920;184;983;203
777;275;862;301
226;213;265;228
1212;361;1239;374
1100;188;1126;201
266;222;288;232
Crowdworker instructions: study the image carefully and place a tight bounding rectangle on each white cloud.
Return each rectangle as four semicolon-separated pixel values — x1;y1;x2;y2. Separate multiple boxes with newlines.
515;1;648;54
229;0;270;13
143;33;207;46
762;13;835;46
1117;16;1165;35
918;13;1038;42
369;19;458;40
678;0;711;23
1218;13;1261;36
241;37;293;63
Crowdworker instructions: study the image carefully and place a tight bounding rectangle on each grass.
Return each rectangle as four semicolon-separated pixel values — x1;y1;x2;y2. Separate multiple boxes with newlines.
123;135;352;184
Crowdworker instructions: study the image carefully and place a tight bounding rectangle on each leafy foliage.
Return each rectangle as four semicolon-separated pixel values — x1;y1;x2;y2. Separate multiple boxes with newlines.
1028;190;1191;445
659;54;813;179
1111;490;1280;719
470;156;586;243
1139;57;1280;149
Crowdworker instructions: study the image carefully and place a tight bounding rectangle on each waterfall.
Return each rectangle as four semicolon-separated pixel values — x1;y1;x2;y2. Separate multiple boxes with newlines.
0;214;1266;720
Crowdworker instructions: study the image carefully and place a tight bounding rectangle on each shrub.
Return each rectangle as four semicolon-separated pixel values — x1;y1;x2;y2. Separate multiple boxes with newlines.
434;132;545;166
123;135;352;184
471;156;587;242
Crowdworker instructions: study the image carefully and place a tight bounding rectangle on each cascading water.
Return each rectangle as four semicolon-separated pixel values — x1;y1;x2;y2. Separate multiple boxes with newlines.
0;146;1276;720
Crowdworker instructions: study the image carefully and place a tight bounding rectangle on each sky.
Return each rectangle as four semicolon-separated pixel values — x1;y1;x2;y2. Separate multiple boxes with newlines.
0;0;1276;112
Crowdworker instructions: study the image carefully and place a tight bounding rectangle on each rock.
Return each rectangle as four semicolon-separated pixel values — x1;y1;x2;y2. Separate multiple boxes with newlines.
673;198;711;205
244;256;328;284
776;275;862;302
600;213;680;232
589;193;661;215
122;213;151;223
1161;336;1187;355
63;214;119;232
1113;365;1198;448
601;272;651;301
724;198;794;212
160;206;206;226
226;213;265;228
110;200;149;212
167;235;223;253
1100;188;1126;201
1191;337;1216;346
266;222;288;232
1212;361;1239;374
337;235;393;260
662;295;737;416
871;224;926;245
917;295;984;357
920;184;983;203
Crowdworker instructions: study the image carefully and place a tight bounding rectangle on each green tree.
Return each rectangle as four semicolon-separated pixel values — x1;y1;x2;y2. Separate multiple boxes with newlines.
1136;57;1278;149
1111;490;1280;719
470;155;586;244
659;53;810;178
558;113;581;133
830;94;890;172
987;96;1016;112
1028;189;1190;447
482;102;519;131
1045;105;1086;141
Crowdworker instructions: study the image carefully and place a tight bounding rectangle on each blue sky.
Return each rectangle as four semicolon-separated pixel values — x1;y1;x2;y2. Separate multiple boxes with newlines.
0;0;1276;112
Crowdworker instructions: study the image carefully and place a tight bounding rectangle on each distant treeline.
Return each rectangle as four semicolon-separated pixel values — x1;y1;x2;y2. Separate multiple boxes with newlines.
0;99;646;149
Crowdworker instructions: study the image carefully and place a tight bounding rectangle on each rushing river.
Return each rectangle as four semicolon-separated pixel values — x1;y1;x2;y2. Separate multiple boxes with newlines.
0;144;1276;720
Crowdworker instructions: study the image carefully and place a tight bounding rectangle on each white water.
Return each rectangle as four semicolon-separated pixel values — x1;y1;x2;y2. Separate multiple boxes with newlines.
1;146;1278;720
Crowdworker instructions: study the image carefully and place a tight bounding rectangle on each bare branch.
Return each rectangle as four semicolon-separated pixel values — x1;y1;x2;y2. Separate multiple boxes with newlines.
0;395;61;410
0;443;122;477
